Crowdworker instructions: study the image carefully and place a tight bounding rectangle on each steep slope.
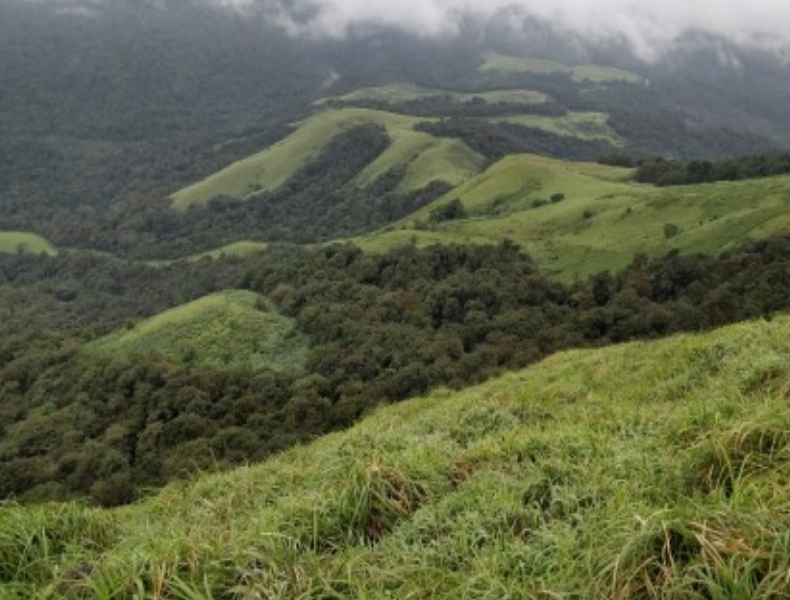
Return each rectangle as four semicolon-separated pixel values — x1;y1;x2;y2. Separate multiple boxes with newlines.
358;153;790;280
3;315;790;598
170;108;485;210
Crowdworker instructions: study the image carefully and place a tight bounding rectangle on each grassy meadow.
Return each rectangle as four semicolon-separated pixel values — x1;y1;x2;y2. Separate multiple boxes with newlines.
3;314;790;597
169;108;485;210
488;111;623;144
358;153;790;281
0;232;57;256
480;51;645;84
83;290;307;371
320;84;551;107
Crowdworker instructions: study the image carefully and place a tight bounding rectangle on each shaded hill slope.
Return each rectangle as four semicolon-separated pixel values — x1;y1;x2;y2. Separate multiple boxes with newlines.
3;315;790;598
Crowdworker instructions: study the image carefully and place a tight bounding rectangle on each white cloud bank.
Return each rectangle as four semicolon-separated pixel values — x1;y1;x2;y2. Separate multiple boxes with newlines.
14;0;790;58
244;0;790;58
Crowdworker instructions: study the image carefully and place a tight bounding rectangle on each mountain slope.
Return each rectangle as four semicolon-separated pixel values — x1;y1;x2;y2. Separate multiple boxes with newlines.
84;290;306;370
4;314;790;598
358;153;790;280
170;108;485;210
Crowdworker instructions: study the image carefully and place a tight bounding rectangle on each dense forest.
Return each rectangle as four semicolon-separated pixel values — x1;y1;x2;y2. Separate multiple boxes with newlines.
2;233;790;505
4;1;790;259
634;152;790;186
5;0;790;510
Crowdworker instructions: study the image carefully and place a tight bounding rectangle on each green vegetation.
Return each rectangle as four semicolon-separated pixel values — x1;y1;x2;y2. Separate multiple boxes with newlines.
321;83;551;107
480;51;644;83
148;241;268;266
0;232;57;256
352;128;484;194
4;314;790;597
6;233;790;505
488;111;623;144
359;153;790;280
170;108;484;210
84;290;307;371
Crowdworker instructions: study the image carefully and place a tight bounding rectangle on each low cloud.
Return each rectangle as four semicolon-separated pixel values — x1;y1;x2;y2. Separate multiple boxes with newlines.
235;0;790;59
11;0;790;59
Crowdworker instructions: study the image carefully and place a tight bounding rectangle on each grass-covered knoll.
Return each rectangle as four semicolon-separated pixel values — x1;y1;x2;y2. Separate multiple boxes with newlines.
84;290;307;370
320;83;551;106
480;51;644;84
359;154;790;280
489;111;623;144
0;231;57;256
354;130;485;193
170;108;484;210
5;315;790;598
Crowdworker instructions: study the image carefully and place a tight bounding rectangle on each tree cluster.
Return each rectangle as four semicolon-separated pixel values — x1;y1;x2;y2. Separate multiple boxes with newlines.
634;153;790;186
3;235;790;505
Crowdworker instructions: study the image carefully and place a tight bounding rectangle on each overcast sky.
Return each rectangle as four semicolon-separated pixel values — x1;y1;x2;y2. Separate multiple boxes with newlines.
242;0;790;59
15;0;790;59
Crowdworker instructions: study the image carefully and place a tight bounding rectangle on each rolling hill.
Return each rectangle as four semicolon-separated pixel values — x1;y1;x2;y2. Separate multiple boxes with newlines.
0;232;57;256
83;290;307;371
479;51;645;84
169;107;486;211
4;314;790;598
357;153;790;280
168;78;622;212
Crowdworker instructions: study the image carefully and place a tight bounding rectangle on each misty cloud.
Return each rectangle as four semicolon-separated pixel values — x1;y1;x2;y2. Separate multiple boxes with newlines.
11;0;790;59
236;0;790;59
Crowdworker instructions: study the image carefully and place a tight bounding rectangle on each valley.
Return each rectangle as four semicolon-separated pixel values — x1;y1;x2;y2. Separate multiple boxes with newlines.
2;1;790;597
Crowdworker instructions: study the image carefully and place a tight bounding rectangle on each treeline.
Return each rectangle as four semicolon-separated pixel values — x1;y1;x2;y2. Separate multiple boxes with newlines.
633;153;790;186
0;251;258;337
324;95;567;119
4;235;790;505
0;124;450;259
416;119;615;162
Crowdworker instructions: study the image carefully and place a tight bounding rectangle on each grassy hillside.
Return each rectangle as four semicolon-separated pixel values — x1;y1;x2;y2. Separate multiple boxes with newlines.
0;231;57;256
4;315;790;598
358;154;790;280
83;290;307;370
488;111;623;144
170;108;485;210
320;83;551;106
480;51;644;84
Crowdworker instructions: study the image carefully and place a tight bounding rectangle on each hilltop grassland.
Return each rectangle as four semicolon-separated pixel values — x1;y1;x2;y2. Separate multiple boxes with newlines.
319;83;551;107
3;315;790;598
358;154;790;280
480;51;645;84
487;111;623;144
169;108;485;210
83;290;307;370
0;232;57;256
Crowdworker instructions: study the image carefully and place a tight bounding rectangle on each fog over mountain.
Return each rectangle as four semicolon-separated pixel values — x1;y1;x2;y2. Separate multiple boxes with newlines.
11;0;790;60
246;0;790;59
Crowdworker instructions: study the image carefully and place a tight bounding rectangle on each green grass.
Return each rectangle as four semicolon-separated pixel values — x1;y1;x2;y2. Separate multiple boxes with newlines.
5;313;790;598
480;51;644;84
0;232;57;256
83;290;307;370
488;111;623;144
320;83;551;106
146;241;269;267
356;154;790;281
170;108;485;210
